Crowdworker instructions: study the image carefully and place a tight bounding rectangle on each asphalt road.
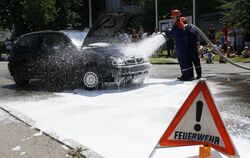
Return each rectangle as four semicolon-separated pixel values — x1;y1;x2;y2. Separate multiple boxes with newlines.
0;61;250;158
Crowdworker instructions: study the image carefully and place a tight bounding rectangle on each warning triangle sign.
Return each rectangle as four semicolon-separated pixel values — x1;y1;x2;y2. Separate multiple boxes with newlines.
158;80;239;158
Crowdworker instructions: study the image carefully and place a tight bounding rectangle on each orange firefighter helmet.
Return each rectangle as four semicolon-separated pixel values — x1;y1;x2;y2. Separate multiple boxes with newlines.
171;10;181;17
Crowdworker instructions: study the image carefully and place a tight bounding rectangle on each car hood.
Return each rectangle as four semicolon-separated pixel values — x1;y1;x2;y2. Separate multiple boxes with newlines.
83;12;132;46
82;44;125;58
82;42;147;63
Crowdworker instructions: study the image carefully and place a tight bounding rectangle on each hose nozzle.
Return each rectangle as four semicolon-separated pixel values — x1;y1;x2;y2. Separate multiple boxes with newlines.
160;33;167;40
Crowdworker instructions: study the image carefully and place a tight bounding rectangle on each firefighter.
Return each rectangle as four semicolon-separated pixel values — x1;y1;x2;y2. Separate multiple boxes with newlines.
166;10;192;81
181;17;202;79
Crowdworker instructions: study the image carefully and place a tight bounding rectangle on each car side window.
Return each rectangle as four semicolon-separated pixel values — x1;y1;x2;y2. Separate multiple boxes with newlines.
15;35;40;49
41;34;67;51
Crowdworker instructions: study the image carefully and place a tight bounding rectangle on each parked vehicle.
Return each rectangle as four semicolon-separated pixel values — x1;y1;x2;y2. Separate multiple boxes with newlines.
8;13;150;90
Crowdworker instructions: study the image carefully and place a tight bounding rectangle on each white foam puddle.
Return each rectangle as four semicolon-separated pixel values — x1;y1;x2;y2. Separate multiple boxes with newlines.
12;145;21;151
2;78;249;158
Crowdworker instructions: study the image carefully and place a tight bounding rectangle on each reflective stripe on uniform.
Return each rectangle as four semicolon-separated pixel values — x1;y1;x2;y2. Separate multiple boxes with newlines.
183;67;193;71
181;68;189;72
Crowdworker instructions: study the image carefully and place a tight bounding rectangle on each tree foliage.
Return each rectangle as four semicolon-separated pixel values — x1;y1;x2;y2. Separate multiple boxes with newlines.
53;0;86;30
0;0;83;35
0;0;26;35
0;0;106;35
134;0;249;32
220;0;250;31
197;0;221;14
22;0;57;31
1;0;249;35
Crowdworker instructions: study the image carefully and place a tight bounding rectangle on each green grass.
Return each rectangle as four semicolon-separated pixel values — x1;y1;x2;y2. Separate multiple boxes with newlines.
149;55;250;64
149;57;177;64
230;56;250;63
201;54;250;63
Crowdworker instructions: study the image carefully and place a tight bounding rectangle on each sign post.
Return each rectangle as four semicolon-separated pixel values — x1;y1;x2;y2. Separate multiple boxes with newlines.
148;79;239;158
199;145;211;158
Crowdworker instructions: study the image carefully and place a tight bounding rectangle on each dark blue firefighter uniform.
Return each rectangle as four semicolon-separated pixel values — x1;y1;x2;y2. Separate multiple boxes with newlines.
166;22;190;80
185;25;202;79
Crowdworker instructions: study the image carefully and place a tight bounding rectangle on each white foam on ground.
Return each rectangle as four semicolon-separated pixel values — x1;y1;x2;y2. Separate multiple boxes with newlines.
33;132;43;137
20;152;26;156
2;78;249;158
12;145;21;151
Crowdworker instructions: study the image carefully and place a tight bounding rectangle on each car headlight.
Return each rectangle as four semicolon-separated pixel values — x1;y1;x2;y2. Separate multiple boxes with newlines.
110;57;126;66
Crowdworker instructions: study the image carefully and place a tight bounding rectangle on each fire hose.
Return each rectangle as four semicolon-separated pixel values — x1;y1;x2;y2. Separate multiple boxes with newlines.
191;24;250;71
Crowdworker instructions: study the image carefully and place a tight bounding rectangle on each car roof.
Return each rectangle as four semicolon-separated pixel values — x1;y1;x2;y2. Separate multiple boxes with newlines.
23;30;64;36
22;30;87;39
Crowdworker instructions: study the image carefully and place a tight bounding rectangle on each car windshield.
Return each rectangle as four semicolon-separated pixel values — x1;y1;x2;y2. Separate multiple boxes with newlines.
61;31;88;48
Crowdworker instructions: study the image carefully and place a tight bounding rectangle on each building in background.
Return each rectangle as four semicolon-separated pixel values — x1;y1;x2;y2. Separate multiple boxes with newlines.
105;0;140;14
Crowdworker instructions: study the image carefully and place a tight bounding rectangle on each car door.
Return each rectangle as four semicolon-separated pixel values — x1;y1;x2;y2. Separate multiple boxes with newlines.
38;33;73;79
11;34;42;76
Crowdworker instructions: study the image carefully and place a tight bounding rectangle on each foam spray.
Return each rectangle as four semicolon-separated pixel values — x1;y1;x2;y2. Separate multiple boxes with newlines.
119;34;166;58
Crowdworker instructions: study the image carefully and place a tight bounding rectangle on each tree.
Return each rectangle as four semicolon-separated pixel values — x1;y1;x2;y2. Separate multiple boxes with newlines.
197;0;221;14
134;0;154;31
0;0;27;35
52;0;105;30
22;0;57;31
220;0;250;31
52;0;86;30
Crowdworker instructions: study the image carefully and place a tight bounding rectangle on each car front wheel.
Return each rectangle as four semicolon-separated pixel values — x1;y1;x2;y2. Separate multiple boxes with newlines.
82;68;101;90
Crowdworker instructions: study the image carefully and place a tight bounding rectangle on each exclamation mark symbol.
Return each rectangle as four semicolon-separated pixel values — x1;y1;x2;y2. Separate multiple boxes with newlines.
194;100;203;132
